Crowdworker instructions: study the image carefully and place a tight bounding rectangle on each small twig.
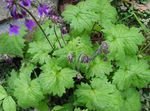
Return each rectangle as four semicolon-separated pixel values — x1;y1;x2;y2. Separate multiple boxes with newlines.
140;42;150;53
118;13;133;23
132;11;150;35
91;45;101;61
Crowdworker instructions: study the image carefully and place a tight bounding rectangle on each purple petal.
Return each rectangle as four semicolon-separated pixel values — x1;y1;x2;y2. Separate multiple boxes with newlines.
38;4;50;16
6;0;14;8
25;19;36;31
10;5;18;18
20;0;31;7
9;24;20;35
38;4;44;16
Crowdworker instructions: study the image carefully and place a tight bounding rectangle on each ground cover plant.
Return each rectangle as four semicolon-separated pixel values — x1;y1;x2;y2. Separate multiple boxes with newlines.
0;0;149;111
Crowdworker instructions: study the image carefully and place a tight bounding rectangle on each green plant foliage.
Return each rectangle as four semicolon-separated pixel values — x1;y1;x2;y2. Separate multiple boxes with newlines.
53;36;93;63
121;88;141;111
75;78;123;111
14;78;44;108
87;57;112;78
28;41;52;64
0;85;16;111
103;24;145;61
81;0;117;27
2;96;16;111
0;85;7;100
39;59;77;97
74;108;88;111
35;102;49;111
62;4;99;34
113;58;150;90
52;103;73;111
0;33;24;57
62;0;117;34
1;0;150;110
8;64;44;108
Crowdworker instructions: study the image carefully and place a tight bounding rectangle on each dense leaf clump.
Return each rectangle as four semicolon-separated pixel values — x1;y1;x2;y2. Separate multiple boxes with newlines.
0;0;149;111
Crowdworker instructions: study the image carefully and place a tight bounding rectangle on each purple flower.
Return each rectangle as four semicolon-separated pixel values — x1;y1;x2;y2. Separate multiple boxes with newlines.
81;55;90;63
20;0;31;7
10;5;18;18
5;0;15;8
9;24;20;35
61;26;68;35
25;19;36;31
38;4;50;16
50;15;64;23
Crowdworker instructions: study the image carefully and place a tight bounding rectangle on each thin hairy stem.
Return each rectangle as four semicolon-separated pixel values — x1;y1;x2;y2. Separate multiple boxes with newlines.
60;28;67;45
54;25;62;48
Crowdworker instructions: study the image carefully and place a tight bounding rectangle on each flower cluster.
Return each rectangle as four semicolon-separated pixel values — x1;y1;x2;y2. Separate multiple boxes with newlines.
5;0;36;35
5;0;67;35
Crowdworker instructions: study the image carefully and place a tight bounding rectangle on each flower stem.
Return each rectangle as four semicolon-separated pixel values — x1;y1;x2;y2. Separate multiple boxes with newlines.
54;25;62;48
60;28;67;46
17;3;54;49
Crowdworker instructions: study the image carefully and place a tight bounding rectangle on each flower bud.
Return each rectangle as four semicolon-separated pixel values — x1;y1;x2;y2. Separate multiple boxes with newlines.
101;41;109;54
67;53;73;63
61;26;68;35
81;55;90;63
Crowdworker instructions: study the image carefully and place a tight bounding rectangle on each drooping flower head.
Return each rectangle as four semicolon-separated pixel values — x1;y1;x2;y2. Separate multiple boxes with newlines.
81;55;90;63
61;26;68;35
9;24;20;35
25;19;36;30
67;53;73;63
5;0;31;19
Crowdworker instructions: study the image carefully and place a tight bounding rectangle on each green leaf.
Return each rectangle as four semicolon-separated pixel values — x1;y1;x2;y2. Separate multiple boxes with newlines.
81;0;117;27
28;41;52;64
87;57;112;78
3;96;16;111
52;103;73;111
19;63;35;81
74;108;88;111
52;106;64;111
75;78;123;111
14;78;44;108
39;59;77;96
7;70;19;95
10;63;44;108
113;58;150;90
121;88;141;111
36;102;49;111
0;33;24;57
103;24;145;61
62;0;116;34
62;3;99;34
7;63;35;94
0;85;7;101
